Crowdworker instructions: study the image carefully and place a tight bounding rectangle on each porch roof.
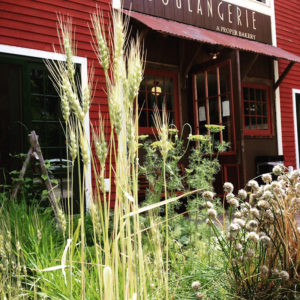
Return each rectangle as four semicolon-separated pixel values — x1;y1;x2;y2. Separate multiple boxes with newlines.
123;10;300;64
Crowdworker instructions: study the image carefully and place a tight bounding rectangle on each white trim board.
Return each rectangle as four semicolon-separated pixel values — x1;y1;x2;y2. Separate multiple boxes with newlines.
293;89;300;169
0;43;92;212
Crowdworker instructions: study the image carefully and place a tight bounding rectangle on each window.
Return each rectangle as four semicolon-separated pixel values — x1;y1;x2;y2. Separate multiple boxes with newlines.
242;83;272;136
138;69;179;134
193;60;234;151
0;54;80;201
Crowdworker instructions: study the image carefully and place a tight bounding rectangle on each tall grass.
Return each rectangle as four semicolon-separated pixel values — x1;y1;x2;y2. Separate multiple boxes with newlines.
44;8;172;299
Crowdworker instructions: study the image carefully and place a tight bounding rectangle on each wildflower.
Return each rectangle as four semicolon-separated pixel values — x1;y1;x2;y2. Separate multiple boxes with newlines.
290;169;300;180
262;190;273;200
260;265;269;275
279;270;289;281
245;248;255;258
203;191;215;200
262;173;272;184
264;209;274;222
246;220;258;231
233;211;242;218
191;281;201;290
188;134;209;142
205;124;225;132
196;292;205;299
235;243;243;251
241;207;249;218
260;235;271;247
206;201;214;209
257;200;270;210
228;197;239;208
223;182;234;193
233;218;245;228
248;180;259;191
207;208;217;219
247;232;259;243
250;208;260;219
226;192;235;200
238;189;247;200
229;223;240;232
272;164;284;176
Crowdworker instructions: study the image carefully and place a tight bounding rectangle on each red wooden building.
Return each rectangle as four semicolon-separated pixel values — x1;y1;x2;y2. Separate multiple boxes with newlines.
275;0;300;170
1;0;300;205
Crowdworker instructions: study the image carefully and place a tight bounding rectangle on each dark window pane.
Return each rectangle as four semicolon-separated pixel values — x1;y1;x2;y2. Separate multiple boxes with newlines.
138;92;146;109
166;94;174;110
148;93;156;109
139;110;147;127
157;93;164;108
256;89;261;101
261;89;267;101
44;97;61;120
209;96;219;124
207;69;218;97
250;88;255;100
220;64;230;94
31;95;43;120
245;116;250;128
30;69;44;94
243;88;249;100
46;77;57;95
165;77;173;93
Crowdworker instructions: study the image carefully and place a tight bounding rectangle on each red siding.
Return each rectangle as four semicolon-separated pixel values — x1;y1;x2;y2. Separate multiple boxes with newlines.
0;0;113;198
275;0;300;168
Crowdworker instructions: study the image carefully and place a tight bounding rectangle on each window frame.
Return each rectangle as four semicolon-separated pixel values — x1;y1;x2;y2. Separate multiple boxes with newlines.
192;59;236;154
242;82;272;137
138;68;180;135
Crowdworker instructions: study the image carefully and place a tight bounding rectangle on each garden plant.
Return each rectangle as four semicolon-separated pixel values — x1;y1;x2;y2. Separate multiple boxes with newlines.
0;5;300;300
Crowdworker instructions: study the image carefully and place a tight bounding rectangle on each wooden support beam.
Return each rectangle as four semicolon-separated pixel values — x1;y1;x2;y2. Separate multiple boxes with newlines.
11;147;33;199
241;53;259;81
274;61;295;90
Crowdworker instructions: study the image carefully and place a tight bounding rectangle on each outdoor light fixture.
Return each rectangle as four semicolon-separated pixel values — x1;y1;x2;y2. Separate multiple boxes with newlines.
151;81;162;95
210;52;220;60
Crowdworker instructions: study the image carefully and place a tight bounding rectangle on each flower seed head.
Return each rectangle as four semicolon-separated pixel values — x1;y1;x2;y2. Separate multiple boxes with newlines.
191;281;201;290
223;182;234;193
262;173;272;184
238;189;247;200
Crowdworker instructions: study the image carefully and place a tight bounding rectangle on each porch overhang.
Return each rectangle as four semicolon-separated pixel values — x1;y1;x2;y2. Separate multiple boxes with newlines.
123;9;300;88
123;9;300;64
